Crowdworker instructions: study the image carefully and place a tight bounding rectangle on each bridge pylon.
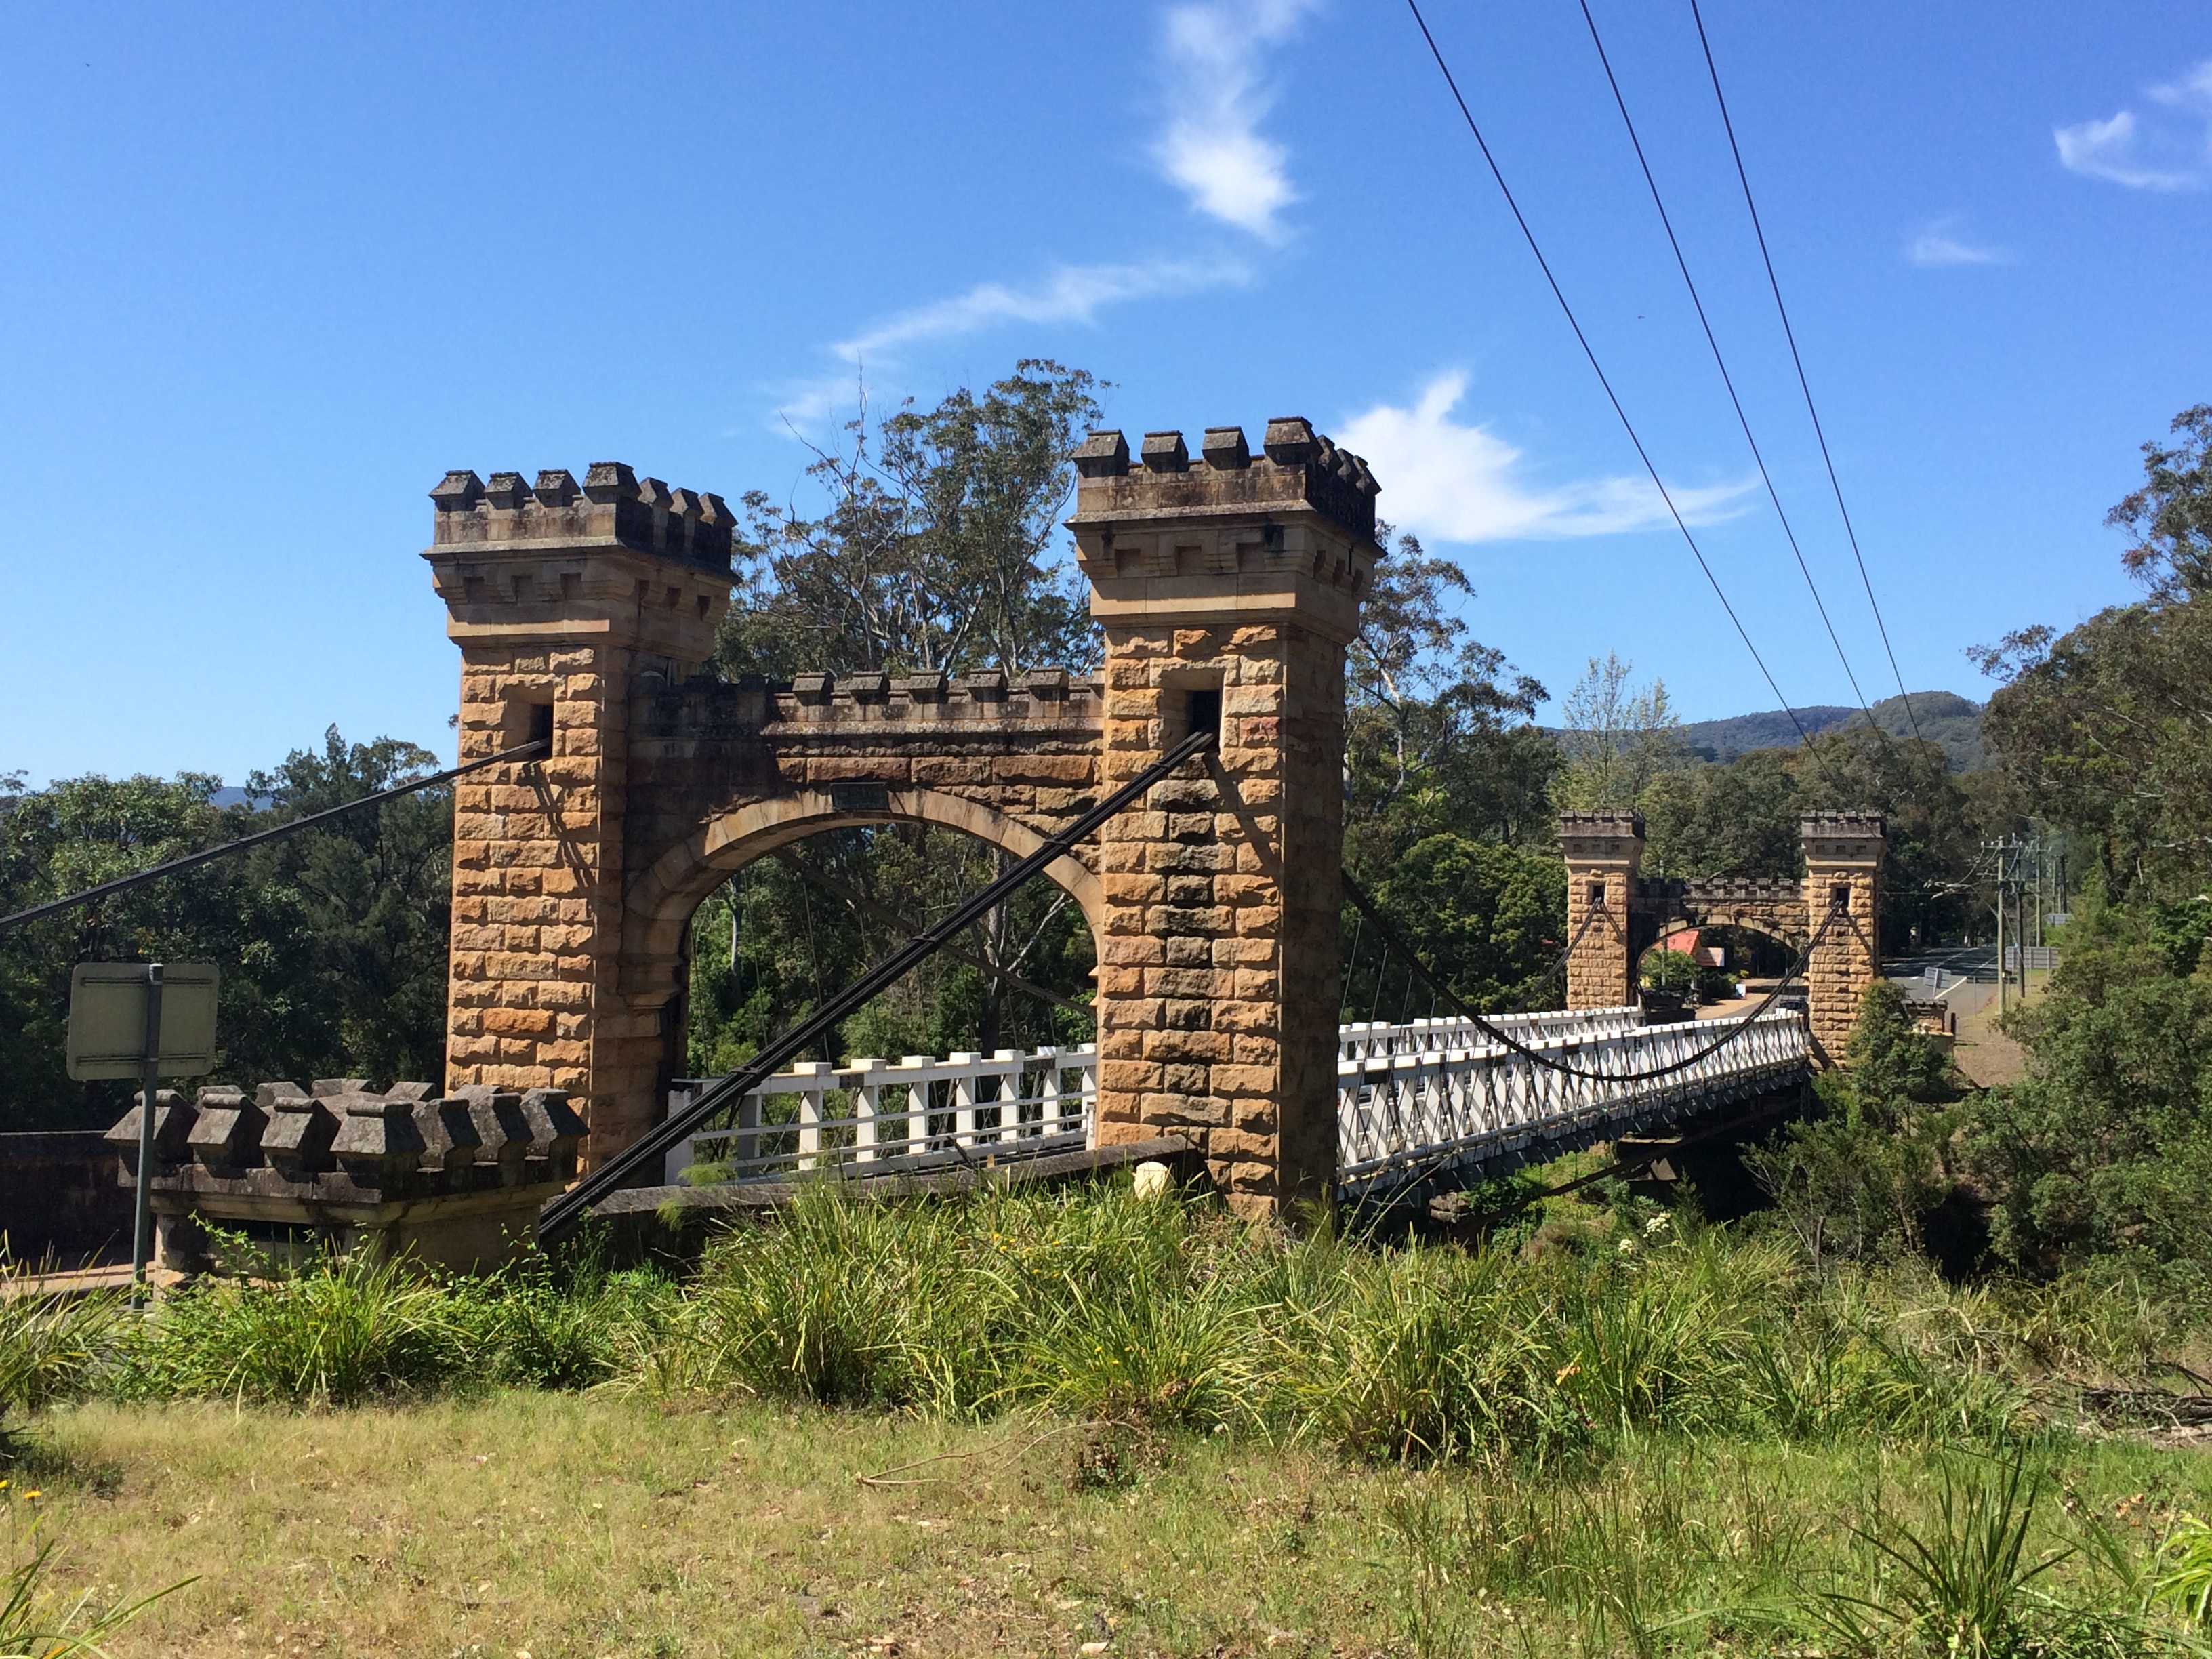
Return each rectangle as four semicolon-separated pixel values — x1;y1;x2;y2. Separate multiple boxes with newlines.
1801;812;1884;1063
423;466;736;1164
1067;419;1381;1216
1561;811;1645;1008
1558;806;1885;1067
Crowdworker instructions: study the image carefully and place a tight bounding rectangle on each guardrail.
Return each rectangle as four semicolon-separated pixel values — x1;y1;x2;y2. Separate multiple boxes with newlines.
1338;1006;1646;1061
1335;1007;1811;1198
662;1046;1096;1185
659;1006;1811;1197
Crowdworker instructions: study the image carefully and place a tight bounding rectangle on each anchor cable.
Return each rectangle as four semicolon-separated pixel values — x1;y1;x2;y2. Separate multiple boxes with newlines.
0;739;552;937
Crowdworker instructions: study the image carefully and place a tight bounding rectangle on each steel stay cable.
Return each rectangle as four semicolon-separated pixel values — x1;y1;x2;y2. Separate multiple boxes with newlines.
539;724;1221;1241
0;739;552;936
1343;870;1839;1083
1685;0;1923;745
1574;0;1876;721
1401;0;1826;766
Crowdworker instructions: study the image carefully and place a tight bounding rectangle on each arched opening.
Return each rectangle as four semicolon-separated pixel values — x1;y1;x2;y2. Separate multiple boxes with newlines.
619;787;1103;1179
1638;920;1801;1008
683;821;1097;1078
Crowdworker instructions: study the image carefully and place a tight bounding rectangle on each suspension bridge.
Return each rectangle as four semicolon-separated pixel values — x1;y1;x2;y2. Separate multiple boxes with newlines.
18;422;1882;1273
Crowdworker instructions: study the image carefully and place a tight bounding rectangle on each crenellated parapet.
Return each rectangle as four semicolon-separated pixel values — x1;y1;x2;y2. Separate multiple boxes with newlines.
1069;417;1383;647
429;462;737;569
424;461;735;676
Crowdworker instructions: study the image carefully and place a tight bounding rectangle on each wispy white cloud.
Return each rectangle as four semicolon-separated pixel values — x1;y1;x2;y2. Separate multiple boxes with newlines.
830;258;1247;364
1150;0;1318;239
2055;60;2212;189
1906;217;2007;268
770;258;1250;429
1339;373;1754;544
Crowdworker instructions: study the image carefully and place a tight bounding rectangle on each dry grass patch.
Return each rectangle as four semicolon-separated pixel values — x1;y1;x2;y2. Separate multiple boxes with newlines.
7;1395;1399;1658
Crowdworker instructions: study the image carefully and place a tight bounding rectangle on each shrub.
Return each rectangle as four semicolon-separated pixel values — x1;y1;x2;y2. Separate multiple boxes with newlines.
0;1261;121;1440
109;1250;457;1406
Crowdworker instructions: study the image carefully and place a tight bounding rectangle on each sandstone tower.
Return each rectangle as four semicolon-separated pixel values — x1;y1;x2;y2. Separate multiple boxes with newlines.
1067;418;1380;1214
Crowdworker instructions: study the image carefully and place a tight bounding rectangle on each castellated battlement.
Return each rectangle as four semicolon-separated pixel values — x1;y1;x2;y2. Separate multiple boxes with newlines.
1673;877;1804;905
430;461;737;573
1071;416;1379;539
1801;812;1885;863
1068;418;1385;647
634;668;1106;742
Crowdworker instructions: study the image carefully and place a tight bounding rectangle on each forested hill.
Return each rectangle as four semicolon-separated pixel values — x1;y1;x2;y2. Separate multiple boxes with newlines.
1675;691;1986;770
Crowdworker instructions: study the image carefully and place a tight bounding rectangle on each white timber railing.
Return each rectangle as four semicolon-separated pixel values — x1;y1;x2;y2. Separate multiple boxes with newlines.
663;1046;1095;1185
1338;1006;1647;1061
1335;1006;1811;1197
661;1007;1811;1194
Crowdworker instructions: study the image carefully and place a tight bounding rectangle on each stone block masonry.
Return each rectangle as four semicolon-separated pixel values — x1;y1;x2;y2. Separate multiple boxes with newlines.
426;464;735;1169
1561;808;1885;1069
1070;417;1380;1214
104;1078;586;1273
423;422;1381;1218
1801;813;1885;1063
1561;811;1645;1009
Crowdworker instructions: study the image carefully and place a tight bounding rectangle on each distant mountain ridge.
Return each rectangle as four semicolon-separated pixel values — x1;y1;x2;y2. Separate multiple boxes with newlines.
1544;691;1990;773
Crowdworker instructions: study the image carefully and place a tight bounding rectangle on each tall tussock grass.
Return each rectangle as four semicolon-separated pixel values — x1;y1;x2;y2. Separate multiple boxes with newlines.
102;1249;675;1407
617;1181;2059;1465
0;1179;2194;1462
0;1260;122;1434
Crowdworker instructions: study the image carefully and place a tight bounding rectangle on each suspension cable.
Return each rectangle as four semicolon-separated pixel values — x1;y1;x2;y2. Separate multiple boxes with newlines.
1343;871;1839;1083
539;724;1221;1242
0;739;552;936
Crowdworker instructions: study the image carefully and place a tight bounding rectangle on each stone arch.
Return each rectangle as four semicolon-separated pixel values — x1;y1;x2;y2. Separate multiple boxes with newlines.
1641;912;1803;985
623;785;1105;975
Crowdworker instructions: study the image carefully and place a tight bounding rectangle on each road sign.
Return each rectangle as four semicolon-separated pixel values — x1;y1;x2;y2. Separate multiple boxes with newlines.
67;962;220;1080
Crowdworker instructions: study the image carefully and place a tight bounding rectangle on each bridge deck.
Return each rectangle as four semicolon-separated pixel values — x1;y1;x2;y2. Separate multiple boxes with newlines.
649;1005;1811;1207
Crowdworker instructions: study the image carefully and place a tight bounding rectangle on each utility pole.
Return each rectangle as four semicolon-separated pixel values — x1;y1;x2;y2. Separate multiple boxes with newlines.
1992;838;2007;1017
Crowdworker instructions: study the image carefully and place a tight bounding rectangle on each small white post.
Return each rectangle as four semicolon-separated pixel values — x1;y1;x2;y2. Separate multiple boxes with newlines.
792;1061;827;1170
1078;1045;1098;1147
851;1061;882;1163
992;1049;1021;1143
949;1053;979;1148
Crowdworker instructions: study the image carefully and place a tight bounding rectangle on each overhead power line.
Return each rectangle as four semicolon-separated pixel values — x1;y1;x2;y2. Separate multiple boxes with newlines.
1401;0;1826;760
1687;0;1925;745
1574;0;1877;724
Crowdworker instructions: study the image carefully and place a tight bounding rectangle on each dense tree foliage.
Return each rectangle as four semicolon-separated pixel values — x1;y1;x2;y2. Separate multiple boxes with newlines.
1975;405;2212;903
0;731;451;1130
1339;529;1564;1013
714;361;1104;680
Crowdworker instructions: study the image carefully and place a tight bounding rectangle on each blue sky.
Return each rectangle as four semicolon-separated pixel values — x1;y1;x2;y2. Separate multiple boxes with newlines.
3;1;2208;785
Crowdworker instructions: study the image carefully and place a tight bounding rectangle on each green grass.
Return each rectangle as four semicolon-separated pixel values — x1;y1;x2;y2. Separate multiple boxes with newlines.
6;1178;2212;1654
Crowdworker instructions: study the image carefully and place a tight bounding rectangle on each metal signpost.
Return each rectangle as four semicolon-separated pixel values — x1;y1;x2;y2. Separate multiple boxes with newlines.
67;962;218;1309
